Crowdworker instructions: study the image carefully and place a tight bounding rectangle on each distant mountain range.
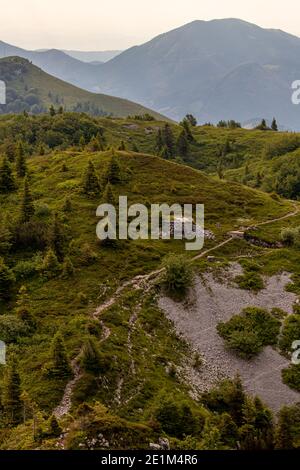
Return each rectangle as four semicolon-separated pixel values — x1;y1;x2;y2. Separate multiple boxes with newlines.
37;49;122;63
1;19;300;128
0;56;168;119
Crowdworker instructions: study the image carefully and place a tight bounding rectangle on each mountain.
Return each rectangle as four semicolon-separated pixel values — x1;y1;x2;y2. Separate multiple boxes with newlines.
2;19;300;128
61;49;121;63
0;56;168;119
94;19;300;128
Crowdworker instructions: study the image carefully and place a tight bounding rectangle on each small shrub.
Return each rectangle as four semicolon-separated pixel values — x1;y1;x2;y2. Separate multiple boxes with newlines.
279;315;300;354
282;364;300;391
162;254;193;296
281;227;299;246
217;307;280;359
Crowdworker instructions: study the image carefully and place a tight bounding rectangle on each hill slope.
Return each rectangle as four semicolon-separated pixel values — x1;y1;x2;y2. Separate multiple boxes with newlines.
0;57;168;119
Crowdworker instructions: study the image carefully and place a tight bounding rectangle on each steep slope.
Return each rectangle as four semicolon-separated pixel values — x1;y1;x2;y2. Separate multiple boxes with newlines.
0;57;168;119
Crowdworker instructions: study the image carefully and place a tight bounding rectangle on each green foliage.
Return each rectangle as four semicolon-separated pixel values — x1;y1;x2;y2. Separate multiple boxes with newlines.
40;249;61;279
154;400;199;438
50;332;71;377
162;254;193;296
15;141;27;177
0;257;15;301
82;160;100;196
281;227;300;246
282;364;300;391
19;177;35;224
1;356;23;426
279;315;300;354
0;156;15;193
217;307;280;358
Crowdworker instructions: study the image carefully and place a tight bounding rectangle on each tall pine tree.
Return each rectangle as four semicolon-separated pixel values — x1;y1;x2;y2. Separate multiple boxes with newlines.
82;160;100;196
2;356;23;426
19;177;35;223
16;141;27;177
0;156;15;193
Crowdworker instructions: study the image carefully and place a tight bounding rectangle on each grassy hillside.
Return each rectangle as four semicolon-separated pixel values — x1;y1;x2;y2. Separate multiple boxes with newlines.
1;113;300;449
0;57;168;119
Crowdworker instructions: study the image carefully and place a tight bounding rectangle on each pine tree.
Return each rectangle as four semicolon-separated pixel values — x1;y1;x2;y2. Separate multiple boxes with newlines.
19;177;35;223
276;406;294;449
82;160;100;196
176;130;189;157
48;213;66;261
102;182;116;206
106;155;121;184
185;114;197;127
79;135;86;149
80;336;102;372
0;156;16;193
0;257;16;300
48;414;62;437
156;129;164;152
61;256;75;278
2;356;23;426
271;118;278;131
49;105;56;116
40;248;61;279
89;135;102;152
163;124;175;157
16;141;27;177
50;332;71;377
132;143;139;152
15;285;35;327
180;119;193;141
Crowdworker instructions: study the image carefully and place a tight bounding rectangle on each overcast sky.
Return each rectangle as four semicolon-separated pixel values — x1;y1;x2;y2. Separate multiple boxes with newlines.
1;0;300;51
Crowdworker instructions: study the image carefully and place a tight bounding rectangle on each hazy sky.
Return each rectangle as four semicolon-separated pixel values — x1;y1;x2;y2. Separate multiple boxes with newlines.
1;0;300;51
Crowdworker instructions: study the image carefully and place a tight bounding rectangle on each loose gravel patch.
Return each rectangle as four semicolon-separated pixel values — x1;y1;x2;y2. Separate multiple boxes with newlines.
159;264;300;412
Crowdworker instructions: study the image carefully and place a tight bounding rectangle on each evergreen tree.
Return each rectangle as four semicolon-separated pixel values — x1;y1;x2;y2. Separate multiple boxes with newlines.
80;336;102;372
49;105;56;117
79;135;86;149
19;177;35;223
48;213;66;261
0;156;16;193
15;141;26;177
2;356;23;426
61;256;75;279
180;119;193;141
50;332;71;377
156;129;164;153
106;155;121;184
15;285;35;327
176;130;189;157
276;405;295;449
89;135;103;152
48;414;62;437
0;257;16;300
40;249;61;279
102;182;116;206
185;114;197;127
38;144;45;156
271;118;278;131
82;160;100;196
163;124;175;157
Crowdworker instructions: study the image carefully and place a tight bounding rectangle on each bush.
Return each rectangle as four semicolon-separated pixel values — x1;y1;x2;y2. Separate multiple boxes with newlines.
162;254;193;296
217;307;280;359
0;314;30;343
279;315;300;354
282;364;300;391
281;227;300;246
